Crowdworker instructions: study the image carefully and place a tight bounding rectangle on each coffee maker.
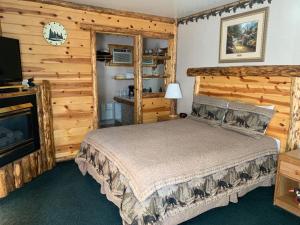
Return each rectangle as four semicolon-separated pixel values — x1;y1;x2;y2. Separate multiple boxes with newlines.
128;85;134;97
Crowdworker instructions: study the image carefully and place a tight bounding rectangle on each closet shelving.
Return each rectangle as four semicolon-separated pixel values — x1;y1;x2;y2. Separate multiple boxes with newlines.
113;74;170;80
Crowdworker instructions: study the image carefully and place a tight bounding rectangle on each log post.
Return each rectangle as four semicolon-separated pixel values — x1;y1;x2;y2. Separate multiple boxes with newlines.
134;35;143;124
91;30;99;129
286;77;300;152
165;24;177;115
0;169;7;198
38;80;56;170
13;161;23;189
29;153;38;178
21;156;32;183
5;164;15;193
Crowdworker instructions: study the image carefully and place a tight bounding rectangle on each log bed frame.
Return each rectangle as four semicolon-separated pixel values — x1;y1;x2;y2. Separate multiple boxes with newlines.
188;65;300;153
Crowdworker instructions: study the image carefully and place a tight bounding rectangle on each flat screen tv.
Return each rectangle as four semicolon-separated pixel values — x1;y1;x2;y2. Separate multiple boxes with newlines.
0;37;23;84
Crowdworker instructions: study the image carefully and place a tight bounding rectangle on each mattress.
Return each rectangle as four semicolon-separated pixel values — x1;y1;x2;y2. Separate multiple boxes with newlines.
75;118;278;225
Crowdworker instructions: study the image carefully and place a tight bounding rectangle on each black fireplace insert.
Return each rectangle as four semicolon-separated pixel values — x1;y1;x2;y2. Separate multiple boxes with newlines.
0;94;40;167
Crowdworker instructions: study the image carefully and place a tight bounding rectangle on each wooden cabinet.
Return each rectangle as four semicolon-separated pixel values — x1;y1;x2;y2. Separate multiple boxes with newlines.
274;150;300;216
157;115;178;122
142;97;170;123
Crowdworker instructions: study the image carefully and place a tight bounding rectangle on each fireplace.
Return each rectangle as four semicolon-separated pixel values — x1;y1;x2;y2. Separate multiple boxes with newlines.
0;94;40;167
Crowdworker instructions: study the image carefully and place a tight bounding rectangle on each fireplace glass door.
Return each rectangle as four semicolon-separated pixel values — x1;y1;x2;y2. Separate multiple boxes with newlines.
0;107;34;155
0;94;40;167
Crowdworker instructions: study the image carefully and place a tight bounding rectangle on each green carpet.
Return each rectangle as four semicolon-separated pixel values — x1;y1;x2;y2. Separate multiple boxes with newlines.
0;161;299;225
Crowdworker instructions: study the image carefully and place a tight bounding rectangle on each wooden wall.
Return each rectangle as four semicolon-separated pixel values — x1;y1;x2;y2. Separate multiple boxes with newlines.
0;0;176;161
195;76;291;152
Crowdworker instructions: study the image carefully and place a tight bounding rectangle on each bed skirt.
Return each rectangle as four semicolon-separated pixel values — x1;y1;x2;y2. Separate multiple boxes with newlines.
75;142;276;225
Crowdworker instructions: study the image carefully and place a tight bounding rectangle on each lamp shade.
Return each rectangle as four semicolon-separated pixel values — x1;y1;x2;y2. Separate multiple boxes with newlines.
165;83;182;99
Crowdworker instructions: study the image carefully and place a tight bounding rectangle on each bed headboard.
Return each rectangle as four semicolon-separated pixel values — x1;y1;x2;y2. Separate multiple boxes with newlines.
188;66;300;153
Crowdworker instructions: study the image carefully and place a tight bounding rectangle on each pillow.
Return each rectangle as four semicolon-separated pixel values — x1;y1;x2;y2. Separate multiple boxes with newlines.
222;101;274;137
190;95;228;125
256;105;275;110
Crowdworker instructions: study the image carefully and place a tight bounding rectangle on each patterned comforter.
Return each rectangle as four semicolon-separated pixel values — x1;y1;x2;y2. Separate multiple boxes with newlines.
75;118;278;225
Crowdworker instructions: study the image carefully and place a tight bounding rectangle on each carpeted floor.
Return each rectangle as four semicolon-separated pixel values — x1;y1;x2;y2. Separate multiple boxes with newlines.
0;161;299;225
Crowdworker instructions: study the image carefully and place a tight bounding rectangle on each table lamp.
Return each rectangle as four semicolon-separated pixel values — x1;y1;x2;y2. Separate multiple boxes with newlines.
165;83;182;118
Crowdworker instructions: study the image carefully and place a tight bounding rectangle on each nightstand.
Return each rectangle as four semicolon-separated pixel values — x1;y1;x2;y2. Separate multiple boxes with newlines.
274;150;300;216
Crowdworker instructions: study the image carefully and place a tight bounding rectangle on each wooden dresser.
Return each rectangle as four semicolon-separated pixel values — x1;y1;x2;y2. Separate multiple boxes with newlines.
274;150;300;216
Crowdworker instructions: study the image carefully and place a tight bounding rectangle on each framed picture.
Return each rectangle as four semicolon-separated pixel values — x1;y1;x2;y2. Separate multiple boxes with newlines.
219;8;268;63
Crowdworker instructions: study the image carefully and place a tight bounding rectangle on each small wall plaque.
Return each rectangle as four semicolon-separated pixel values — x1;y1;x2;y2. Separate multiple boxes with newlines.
43;22;67;46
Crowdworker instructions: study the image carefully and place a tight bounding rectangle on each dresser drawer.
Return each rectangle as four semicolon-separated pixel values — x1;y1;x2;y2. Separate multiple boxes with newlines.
280;161;300;181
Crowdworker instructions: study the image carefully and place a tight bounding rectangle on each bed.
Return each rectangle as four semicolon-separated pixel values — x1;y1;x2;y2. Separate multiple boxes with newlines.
75;100;278;225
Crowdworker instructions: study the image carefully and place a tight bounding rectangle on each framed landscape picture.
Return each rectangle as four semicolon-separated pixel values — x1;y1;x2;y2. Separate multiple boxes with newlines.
219;8;268;63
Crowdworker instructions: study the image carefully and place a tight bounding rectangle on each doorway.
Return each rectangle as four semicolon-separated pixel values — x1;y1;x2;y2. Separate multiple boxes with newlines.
95;33;135;128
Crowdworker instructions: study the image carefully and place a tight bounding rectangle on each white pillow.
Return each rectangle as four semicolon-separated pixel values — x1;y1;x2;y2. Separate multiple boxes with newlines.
256;105;275;110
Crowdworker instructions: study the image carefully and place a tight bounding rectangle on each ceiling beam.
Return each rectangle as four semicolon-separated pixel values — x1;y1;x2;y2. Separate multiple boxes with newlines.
80;23;174;39
23;0;175;24
187;66;300;77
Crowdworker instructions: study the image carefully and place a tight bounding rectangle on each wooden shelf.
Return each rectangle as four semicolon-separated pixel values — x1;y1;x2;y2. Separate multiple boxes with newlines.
276;193;300;217
143;92;165;98
142;55;171;60
96;57;112;62
113;77;134;80
0;88;37;99
113;75;170;80
142;74;170;79
113;96;134;106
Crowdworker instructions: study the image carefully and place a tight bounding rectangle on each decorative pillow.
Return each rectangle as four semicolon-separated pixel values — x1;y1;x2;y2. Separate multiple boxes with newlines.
222;101;275;137
190;95;228;125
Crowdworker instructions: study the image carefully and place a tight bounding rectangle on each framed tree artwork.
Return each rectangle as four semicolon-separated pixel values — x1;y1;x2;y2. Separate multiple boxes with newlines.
219;8;268;63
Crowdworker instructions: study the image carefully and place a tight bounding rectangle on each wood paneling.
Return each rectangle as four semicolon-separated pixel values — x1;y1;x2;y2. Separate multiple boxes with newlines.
195;76;291;152
23;0;175;24
187;66;300;77
0;0;176;161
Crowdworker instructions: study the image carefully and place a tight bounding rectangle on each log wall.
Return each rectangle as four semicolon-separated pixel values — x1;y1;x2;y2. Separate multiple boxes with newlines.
195;76;291;152
0;0;176;161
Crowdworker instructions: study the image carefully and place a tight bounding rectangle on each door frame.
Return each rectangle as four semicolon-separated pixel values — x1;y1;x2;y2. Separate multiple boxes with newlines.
86;24;176;128
89;29;142;128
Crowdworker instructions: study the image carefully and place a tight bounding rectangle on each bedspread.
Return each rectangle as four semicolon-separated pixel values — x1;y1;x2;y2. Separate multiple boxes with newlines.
75;118;278;225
